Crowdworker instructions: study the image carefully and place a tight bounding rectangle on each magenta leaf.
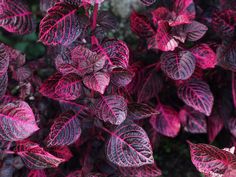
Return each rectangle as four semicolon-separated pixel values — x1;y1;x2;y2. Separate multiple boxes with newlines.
178;80;214;116
179;107;207;134
96;39;129;69
111;68;134;87
39;2;82;46
0;0;34;34
212;10;236;38
190;44;217;69
50;146;73;161
150;104;181;137
0;101;39;141
46;110;82;147
83;72;110;94
130;12;155;38
140;0;156;6
127;103;159;120
106;122;154;167
55;73;82;100
170;0;196;26
12;66;32;82
71;45;106;76
161;50;196;80
15;140;65;169
0;73;7;98
28;170;46;177
119;163;162;177
0;43;9;77
152;7;171;26
147;21;179;51
91;95;127;125
188;141;236;176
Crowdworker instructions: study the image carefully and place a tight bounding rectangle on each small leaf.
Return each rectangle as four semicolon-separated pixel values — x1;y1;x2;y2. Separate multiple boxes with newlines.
46;110;83;147
15;140;65;169
91;95;127;125
178;80;214;116
106;122;154;167
0;101;39;141
161;50;196;80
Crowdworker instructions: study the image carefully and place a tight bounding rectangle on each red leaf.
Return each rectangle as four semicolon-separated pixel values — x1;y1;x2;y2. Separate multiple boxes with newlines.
147;21;179;51
111;68;134;87
152;7;171;26
55;73;82;100
39;2;82;46
130;12;155;38
0;0;34;34
188;141;236;176
91;95;127;125
161;50;196;80
178;80;214;116
0;43;9;77
83;72;110;94
0;101;39;141
150;104;181;137
15;140;65;169
140;0;156;6
0;72;7;98
190;44;217;69
46;110;82;147
106;122;154;167
28;170;46;177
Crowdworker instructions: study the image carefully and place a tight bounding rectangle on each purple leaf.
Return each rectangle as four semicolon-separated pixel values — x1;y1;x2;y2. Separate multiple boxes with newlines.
0;0;35;34
150;104;181;137
127;103;159;120
188;141;236;176
66;170;82;177
12;66;32;82
178;80;214;116
0;43;9;77
15;140;65;169
83;72;110;94
233;72;236;109
140;0;156;6
97;11;118;31
228;117;236;138
190;44;217;69
0;72;7;98
0;101;39;141
91;95;127;125
46;110;82;147
39;2;82;46
106;122;154;167
161;50;196;80
28;170;46;177
50;146;73;161
111;68;135;87
55;73;82;100
40;0;57;13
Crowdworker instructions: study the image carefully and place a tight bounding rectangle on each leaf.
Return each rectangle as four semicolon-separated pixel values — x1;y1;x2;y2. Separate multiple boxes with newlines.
106;122;154;167
82;0;104;4
39;2;82;46
188;141;236;176
227;117;236;138
170;0;196;26
0;72;7;98
66;170;82;177
212;10;236;38
91;95;127;125
147;21;179;51
130;12;155;38
71;45;106;76
12;66;32;82
96;39;129;69
179;107;207;134
233;72;236;109
0;0;34;34
46;110;82;147
127;103;159;120
190;44;217;69
119;163;162;177
161;50;196;80
0;101;39;141
50;146;73;161
28;170;46;177
111;68;134;87
83;72;110;94
140;0;156;6
0;43;9;77
151;7;171;26
40;0;57;13
178;80;214;116
150;104;181;137
55;73;82;100
97;11;118;31
15;140;65;169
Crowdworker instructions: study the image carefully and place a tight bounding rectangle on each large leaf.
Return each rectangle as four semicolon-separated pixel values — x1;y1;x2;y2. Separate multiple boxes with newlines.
150;104;181;137
127;103;159;120
55;73;82;100
0;43;9;77
0;101;39;141
83;72;110;94
190;44;217;69
0;0;34;34
178;80;214;116
0;73;7;98
106;122;154;167
91;95;127;125
46;110;82;147
39;2;82;46
15;140;65;169
161;50;196;80
188;141;236;176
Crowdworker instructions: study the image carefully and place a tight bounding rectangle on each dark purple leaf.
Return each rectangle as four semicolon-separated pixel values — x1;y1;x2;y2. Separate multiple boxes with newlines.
66;170;82;177
97;11;118;31
0;43;9;77
0;72;7;98
228;117;236;138
106;122;154;167
12;66;32;82
111;68;134;87
233;72;236;109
